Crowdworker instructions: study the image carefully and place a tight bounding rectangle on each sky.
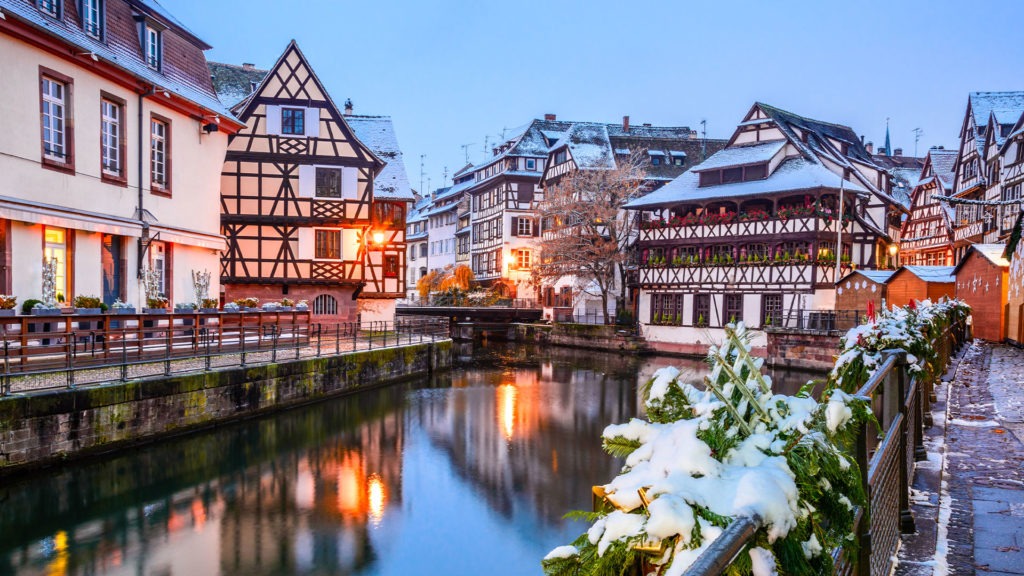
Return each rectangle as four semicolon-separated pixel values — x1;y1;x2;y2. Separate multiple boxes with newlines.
168;0;1024;194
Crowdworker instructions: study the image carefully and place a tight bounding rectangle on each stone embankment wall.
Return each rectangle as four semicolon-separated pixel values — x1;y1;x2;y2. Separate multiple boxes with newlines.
765;330;840;370
512;323;652;354
0;341;451;474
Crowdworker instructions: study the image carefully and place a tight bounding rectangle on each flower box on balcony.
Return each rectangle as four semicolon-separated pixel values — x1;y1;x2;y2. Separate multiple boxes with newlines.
75;308;102;315
142;308;168;314
0;309;15;317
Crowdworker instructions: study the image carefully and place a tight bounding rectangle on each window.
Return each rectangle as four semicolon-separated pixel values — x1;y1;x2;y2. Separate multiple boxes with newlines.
44;227;68;301
698;170;721;187
312;294;338;315
762;294;783;327
41;74;70;164
38;0;59;17
526;158;536;170
673;156;684;166
724;294;743;324
149;241;167;296
651;156;662;166
554;150;567;164
144;25;161;70
384;254;399;277
516;217;533;237
82;0;102;39
512;249;531;270
722;167;743;184
282;108;305;135
373;202;405;229
150;116;170;193
419;244;427;258
651;293;683;325
693;294;710;326
315;167;341;198
315;229;342;260
100;97;124;179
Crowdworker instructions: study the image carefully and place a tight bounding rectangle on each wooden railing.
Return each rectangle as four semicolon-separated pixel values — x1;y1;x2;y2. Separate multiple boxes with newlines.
681;319;966;576
0;313;449;394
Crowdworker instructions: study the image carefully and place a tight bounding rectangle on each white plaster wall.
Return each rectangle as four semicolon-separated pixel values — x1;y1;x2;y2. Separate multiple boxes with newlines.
10;223;42;301
167;246;221;308
73;230;103;297
358;299;396;324
743;294;763;328
642;324;769;349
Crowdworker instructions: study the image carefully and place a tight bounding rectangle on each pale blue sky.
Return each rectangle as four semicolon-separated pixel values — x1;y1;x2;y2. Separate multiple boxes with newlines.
170;0;1024;192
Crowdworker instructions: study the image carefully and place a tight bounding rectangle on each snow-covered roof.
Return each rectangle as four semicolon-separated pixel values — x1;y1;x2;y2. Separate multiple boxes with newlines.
625;157;868;209
346;115;414;201
2;0;239;124
693;140;786;171
837;269;894;285
614;148;631;155
648;150;666;156
971;92;1024;133
897;266;955;283
564;123;615;169
968;244;1010;267
926;149;957;191
669;150;688;157
209;62;268;108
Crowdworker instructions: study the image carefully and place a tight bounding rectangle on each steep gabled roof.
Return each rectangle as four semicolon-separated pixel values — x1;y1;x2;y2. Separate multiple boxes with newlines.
346;115;414;201
692;140;785;171
965;92;1024;156
752;103;876;165
953;243;1010;275
562;123;615;169
896;265;955;283
837;269;894;285
209;62;269;109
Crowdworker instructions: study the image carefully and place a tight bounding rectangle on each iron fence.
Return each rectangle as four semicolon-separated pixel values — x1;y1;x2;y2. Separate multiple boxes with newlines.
677;319;966;576
763;309;863;334
0;312;449;395
397;298;539;309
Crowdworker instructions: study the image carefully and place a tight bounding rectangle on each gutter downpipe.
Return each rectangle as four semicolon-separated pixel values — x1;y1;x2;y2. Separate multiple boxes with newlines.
137;85;156;283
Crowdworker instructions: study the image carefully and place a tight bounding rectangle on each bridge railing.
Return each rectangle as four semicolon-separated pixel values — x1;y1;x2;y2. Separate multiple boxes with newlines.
397;298;539;309
680;319;966;576
1;316;450;395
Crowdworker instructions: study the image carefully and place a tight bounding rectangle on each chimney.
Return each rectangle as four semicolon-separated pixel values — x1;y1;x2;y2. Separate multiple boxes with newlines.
344;98;353;115
865;141;874;154
643;123;652;127
242;62;255;71
544;113;556;121
623;115;630;132
894;148;903;156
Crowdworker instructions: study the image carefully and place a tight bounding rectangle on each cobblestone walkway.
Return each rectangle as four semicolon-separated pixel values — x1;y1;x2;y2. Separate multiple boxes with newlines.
897;341;1024;575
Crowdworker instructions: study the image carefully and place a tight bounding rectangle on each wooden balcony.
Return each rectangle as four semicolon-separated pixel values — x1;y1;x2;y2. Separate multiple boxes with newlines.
638;216;841;243
638;261;851;291
221;258;364;285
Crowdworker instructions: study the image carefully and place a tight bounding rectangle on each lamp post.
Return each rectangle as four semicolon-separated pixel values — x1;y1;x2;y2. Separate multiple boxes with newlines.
888;243;898;269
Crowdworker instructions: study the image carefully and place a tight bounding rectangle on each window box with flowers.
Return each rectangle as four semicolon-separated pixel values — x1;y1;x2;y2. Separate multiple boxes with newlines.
738;209;771;222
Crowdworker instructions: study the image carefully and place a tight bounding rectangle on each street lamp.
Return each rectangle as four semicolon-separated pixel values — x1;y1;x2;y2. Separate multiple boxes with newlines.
372;231;385;245
888;244;898;269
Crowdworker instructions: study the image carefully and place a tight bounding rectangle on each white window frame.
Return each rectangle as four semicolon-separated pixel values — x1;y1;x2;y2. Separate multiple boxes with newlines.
145;25;161;70
514;249;531;270
82;0;102;39
150;241;166;296
313;228;342;261
516;217;532;237
526;158;536;170
150;119;168;189
41;77;66;161
101;99;120;175
38;0;59;18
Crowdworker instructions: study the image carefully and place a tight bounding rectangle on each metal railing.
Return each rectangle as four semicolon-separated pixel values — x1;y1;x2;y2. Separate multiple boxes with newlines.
0;312;449;395
682;319;966;576
763;309;863;334
397;298;539;309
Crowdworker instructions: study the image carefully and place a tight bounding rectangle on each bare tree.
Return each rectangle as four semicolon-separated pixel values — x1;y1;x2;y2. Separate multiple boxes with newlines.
533;151;647;324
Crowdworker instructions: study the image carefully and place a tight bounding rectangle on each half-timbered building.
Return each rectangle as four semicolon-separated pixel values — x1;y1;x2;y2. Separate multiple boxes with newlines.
948;92;1024;260
214;42;412;322
625;103;902;355
899;148;957;265
537;116;723;321
0;0;244;307
1005;213;1024;345
993;111;1024;245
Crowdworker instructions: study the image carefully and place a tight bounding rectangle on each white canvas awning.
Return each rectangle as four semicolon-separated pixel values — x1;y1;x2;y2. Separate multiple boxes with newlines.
0;196;143;236
151;225;226;251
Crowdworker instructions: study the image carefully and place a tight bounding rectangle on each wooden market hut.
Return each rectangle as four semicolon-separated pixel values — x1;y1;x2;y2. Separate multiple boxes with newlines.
1006;213;1024;345
835;270;893;315
886;266;956;309
954;244;1010;341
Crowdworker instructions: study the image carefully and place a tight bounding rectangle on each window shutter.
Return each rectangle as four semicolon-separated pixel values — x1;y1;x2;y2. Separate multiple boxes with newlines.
305;107;320;138
342;167;359;199
297;228;313;259
510;217;519;236
297;165;314;197
265;105;281;135
532;218;540;236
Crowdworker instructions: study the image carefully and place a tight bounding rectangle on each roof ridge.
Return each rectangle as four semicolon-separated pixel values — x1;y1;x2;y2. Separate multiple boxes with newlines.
756;102;856;131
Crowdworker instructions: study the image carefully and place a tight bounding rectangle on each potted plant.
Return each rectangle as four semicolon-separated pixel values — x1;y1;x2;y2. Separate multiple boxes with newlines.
144;296;169;314
234;297;259;311
73;295;105;315
31;302;61;316
295;300;309;312
200;298;219;314
111;299;136;314
174;302;196;313
279;297;294;312
261;301;280;312
696;313;706;328
223;302;241;313
653;312;661;325
0;295;16;317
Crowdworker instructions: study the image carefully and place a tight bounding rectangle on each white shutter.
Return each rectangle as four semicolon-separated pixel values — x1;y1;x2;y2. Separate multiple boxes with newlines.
305;107;320;138
298;165;315;197
342;167;359;199
264;105;281;135
297;228;313;259
342;229;360;260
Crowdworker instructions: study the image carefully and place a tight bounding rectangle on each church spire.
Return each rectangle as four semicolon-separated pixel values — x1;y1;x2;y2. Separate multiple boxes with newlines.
884;117;892;157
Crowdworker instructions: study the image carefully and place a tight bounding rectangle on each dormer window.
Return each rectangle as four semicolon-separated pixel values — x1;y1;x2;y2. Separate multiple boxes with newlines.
670;151;686;166
697;163;769;187
82;0;103;39
144;25;161;70
526;158;536;170
38;0;60;18
649;150;665;165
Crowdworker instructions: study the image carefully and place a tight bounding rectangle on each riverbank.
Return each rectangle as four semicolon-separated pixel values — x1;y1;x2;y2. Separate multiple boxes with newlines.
0;340;452;475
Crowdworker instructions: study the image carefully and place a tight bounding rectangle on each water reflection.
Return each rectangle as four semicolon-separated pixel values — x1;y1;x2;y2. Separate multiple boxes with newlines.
0;343;822;576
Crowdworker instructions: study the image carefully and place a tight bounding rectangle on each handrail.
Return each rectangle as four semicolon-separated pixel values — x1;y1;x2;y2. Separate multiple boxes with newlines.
681;319;964;576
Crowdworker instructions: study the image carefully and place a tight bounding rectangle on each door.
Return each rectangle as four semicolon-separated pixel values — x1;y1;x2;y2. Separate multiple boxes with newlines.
101;234;123;305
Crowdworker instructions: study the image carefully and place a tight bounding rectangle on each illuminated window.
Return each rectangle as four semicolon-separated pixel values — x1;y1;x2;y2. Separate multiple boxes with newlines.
384;254;399;277
44;227;67;300
512;249;531;270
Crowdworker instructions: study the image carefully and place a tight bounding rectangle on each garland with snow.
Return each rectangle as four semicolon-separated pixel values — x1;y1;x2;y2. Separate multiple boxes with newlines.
543;299;968;576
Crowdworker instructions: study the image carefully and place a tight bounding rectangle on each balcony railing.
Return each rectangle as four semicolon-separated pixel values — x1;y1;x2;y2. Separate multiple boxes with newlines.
639;215;845;243
639;261;852;289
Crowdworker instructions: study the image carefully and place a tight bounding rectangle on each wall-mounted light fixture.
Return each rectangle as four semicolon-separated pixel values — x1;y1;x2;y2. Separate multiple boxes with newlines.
76;51;99;61
372;231;385;245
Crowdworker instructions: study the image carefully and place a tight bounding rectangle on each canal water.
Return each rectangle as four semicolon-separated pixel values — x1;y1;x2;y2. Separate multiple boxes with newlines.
0;342;824;576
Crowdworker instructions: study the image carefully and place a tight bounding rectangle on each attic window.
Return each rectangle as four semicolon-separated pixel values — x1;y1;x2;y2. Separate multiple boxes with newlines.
82;0;103;39
697;163;769;187
649;150;665;166
526;158;536;170
144;25;161;70
670;151;686;166
38;0;60;18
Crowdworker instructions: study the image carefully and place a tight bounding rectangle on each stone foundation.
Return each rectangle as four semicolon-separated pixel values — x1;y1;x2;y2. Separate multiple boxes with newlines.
513;323;652;354
223;283;358;322
0;340;451;474
765;330;841;370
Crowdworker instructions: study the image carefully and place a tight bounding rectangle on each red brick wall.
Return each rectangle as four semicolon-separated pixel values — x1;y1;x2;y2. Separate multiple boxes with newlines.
955;255;1008;342
766;332;841;371
223;283;357;322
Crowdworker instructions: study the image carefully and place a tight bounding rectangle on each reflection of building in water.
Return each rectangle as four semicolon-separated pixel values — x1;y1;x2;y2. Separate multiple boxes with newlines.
219;410;404;575
417;360;636;524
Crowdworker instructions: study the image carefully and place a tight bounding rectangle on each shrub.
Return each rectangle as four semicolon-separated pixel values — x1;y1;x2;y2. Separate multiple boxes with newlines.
21;299;42;315
146;296;169;309
0;295;16;310
201;298;219;309
73;295;103;309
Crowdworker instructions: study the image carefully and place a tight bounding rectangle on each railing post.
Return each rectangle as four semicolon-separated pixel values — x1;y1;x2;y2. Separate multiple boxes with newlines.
855;420;871;576
335;323;340;355
2;337;9;396
164;323;172;377
66;338;74;389
240;324;246;368
120;326;128;382
205;327;212;372
316;323;322;357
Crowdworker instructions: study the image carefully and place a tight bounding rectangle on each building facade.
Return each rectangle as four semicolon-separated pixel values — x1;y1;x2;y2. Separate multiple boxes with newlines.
537;116;723;321
899;149;957;265
0;0;243;308
214;42;412;322
626;103;902;355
